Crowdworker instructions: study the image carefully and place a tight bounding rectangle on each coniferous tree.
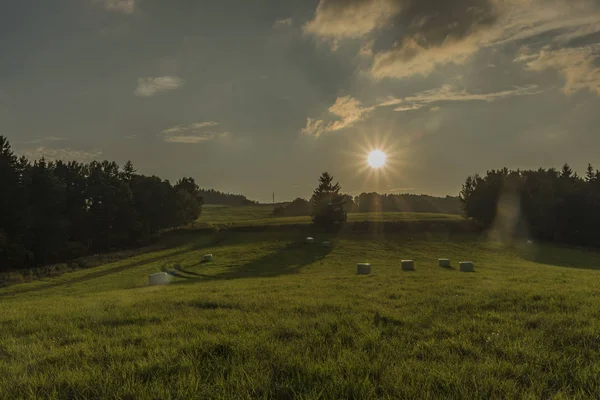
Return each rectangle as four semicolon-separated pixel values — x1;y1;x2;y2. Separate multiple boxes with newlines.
310;172;347;232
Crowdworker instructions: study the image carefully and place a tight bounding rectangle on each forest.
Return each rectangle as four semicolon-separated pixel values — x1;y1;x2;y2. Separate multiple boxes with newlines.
460;164;600;247
0;136;204;271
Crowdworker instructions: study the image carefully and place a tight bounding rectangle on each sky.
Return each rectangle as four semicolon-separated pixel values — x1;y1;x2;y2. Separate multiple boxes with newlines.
2;0;600;202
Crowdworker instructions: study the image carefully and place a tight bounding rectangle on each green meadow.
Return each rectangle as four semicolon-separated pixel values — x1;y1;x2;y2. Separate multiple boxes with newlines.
2;209;600;399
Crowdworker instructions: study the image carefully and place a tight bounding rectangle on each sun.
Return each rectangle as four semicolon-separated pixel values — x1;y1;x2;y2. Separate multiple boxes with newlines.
367;150;387;169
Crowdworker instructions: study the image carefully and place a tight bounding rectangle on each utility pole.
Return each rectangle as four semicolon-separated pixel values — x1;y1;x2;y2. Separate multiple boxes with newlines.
272;192;275;204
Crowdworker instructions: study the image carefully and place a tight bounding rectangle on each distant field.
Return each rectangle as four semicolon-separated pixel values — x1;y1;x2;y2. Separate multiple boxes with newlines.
196;204;462;228
2;230;600;398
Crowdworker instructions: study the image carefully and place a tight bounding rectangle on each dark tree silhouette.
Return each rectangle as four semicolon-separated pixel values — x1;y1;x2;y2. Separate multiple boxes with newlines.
460;164;600;247
0;135;205;271
311;172;347;232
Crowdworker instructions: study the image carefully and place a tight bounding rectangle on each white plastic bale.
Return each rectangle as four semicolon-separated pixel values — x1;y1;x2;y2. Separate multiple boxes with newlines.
459;261;475;272
357;263;371;275
149;272;170;285
322;241;331;247
305;237;315;244
401;260;415;271
203;254;213;262
439;259;450;267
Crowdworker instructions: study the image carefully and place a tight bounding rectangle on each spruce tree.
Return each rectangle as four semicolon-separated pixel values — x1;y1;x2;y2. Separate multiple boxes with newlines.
310;172;347;232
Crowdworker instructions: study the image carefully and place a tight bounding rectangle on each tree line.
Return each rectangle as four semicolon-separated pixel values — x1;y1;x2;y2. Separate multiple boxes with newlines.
0;136;203;271
274;192;461;217
460;164;600;247
198;189;256;206
351;193;461;214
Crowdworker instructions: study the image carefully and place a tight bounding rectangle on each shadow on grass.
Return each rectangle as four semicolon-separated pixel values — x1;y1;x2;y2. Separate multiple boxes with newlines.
518;242;600;270
0;232;231;297
172;240;333;284
440;265;456;270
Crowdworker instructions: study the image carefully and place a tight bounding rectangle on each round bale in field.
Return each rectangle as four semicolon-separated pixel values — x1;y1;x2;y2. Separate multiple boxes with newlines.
305;237;315;244
357;263;371;275
459;261;475;272
439;259;451;267
149;272;170;285
203;254;213;262
401;260;415;271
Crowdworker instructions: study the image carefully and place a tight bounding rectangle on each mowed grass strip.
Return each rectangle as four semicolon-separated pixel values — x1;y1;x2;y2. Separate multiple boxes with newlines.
2;232;600;398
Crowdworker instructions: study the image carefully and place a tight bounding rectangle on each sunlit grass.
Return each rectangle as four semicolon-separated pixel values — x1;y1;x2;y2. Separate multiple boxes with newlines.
196;205;461;228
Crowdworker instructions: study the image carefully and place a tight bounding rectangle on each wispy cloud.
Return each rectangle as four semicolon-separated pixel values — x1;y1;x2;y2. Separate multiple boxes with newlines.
516;45;600;95
274;18;293;28
134;76;183;97
160;122;227;144
303;84;540;134
19;136;68;145
103;0;135;14
302;96;375;137
301;119;328;137
380;84;541;111
19;147;103;163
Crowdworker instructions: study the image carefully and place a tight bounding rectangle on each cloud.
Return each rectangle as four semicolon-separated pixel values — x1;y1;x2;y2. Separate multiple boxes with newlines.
393;104;424;112
274;18;293;28
381;84;541;111
301;118;327;137
103;0;135;14
371;36;482;79
328;96;375;130
20;136;68;145
303;84;540;132
304;0;399;39
301;96;375;137
134;76;183;97
160;122;227;144
304;0;600;80
359;40;374;58
517;46;600;95
19;147;103;163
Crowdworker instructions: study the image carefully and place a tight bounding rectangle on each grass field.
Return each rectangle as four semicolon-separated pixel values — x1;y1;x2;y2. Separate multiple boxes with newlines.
196;205;461;228
2;226;600;398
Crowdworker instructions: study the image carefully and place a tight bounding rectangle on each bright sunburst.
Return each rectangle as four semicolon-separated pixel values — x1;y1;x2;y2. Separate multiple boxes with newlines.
367;150;387;169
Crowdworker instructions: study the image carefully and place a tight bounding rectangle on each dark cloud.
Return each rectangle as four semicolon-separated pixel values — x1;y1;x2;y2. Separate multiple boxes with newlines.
306;0;600;80
305;0;498;45
392;0;497;45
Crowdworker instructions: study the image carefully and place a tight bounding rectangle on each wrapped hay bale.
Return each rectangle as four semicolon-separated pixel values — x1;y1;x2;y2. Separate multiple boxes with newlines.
357;263;371;275
149;272;170;285
401;260;415;271
439;259;450;267
459;261;475;272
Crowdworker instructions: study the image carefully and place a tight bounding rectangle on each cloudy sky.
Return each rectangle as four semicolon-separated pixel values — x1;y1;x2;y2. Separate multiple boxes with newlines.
2;0;600;202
